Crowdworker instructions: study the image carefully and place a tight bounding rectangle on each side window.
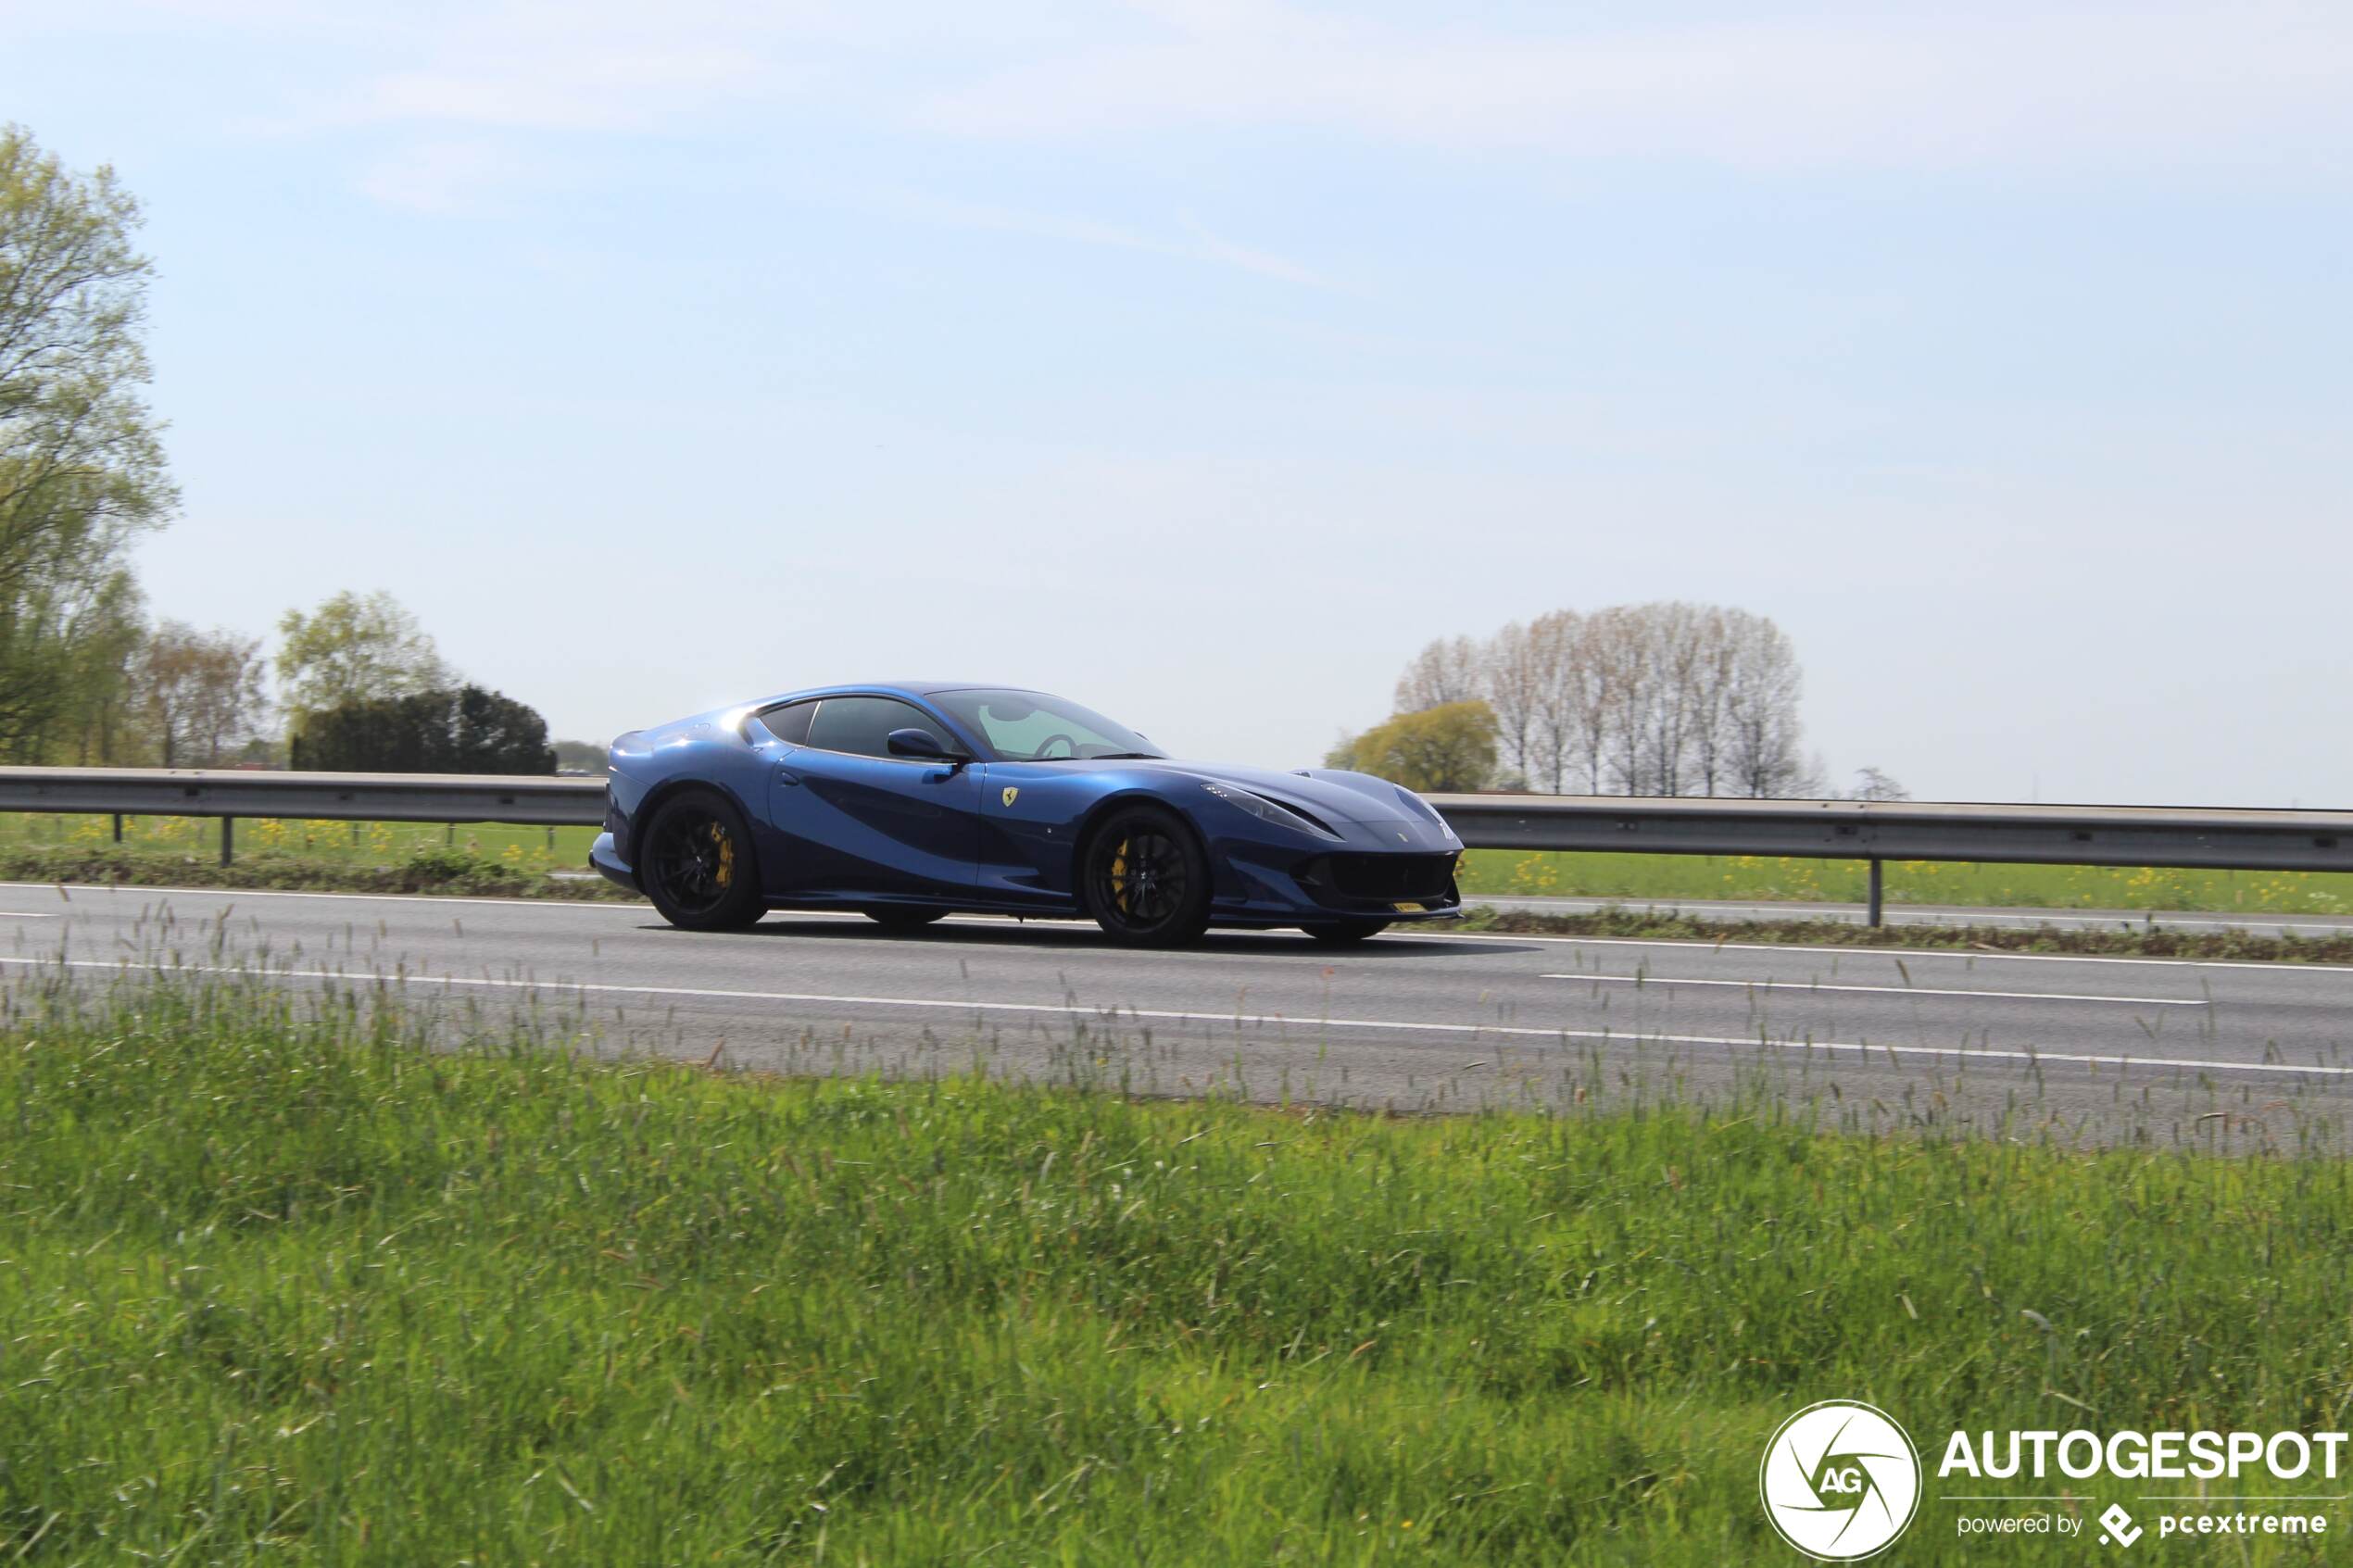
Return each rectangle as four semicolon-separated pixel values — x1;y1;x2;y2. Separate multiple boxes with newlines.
804;696;939;759
752;701;817;746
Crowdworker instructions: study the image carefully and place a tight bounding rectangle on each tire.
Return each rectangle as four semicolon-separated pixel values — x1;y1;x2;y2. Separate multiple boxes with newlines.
639;787;765;932
1302;919;1390;945
1081;804;1213;947
863;908;948;931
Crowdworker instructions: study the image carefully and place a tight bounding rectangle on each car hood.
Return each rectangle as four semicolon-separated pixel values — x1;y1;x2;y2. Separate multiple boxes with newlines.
1079;758;1457;837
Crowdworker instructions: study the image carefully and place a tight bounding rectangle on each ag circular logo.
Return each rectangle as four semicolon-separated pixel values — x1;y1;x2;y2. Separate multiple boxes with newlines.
1758;1399;1921;1561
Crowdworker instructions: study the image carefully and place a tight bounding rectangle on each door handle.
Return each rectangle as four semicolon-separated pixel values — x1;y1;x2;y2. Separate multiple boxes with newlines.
776;766;801;786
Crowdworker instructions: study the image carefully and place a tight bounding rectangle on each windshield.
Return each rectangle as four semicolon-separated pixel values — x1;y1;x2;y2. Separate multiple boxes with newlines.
931;689;1164;762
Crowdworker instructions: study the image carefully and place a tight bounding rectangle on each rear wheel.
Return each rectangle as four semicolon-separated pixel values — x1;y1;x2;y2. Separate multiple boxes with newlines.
863;908;948;932
1083;805;1212;947
641;788;764;931
1302;919;1390;945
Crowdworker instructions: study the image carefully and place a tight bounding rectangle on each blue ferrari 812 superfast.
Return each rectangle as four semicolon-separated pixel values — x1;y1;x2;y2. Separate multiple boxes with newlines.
590;683;1465;945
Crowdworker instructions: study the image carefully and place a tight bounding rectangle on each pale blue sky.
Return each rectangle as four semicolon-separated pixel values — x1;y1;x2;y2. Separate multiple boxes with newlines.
6;1;2348;803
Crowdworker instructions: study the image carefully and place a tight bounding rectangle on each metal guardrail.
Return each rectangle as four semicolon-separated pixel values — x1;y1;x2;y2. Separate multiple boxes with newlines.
1426;793;2353;922
0;766;604;867
0;767;2346;925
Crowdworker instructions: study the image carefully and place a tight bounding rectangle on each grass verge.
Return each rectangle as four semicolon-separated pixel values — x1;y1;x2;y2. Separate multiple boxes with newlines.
1458;903;2353;965
1457;848;2353;916
0;843;632;901
3;973;2350;1562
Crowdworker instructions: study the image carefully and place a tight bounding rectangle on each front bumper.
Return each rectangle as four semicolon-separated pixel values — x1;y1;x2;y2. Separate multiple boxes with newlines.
1218;845;1465;926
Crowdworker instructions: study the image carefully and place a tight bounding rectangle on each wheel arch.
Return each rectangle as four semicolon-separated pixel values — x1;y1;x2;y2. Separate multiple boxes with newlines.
633;776;766;877
1069;789;1210;917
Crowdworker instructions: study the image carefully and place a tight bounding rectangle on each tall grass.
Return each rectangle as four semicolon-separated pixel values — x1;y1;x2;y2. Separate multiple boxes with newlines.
3;972;2351;1562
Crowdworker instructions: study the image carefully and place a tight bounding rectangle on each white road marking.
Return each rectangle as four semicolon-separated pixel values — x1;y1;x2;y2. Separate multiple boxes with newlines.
1544;974;2208;1007
6;955;2346;1082
1501;935;2353;972
0;880;658;912
1485;898;2351;936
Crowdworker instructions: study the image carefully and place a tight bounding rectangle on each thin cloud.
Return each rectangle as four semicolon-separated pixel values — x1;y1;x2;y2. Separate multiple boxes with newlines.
881;191;1336;288
357;138;533;213
916;2;2353;169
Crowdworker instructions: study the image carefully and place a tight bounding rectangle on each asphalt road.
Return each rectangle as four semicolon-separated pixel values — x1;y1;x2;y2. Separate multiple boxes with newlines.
7;880;2353;1143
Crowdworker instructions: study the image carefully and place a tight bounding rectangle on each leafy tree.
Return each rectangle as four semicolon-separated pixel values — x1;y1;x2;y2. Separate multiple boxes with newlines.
552;738;608;773
51;571;145;763
1329;700;1498;793
276;590;449;730
130;620;267;767
290;684;556;774
0;125;175;759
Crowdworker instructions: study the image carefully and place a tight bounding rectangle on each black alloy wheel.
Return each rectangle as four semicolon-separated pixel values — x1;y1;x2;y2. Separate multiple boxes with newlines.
641;788;765;931
1302;919;1391;945
1083;806;1213;946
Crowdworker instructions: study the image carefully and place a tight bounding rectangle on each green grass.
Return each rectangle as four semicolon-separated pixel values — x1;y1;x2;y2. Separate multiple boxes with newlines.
5;972;2352;1562
0;810;602;872
0;840;629;900
1454;904;2353;964
1460;849;2353;917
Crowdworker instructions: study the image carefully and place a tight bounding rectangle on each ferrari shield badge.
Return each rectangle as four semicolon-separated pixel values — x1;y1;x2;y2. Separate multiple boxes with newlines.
1001;786;1020;807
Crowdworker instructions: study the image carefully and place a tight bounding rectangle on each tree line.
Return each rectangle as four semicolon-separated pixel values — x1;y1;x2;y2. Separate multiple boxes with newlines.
0;126;563;775
1335;603;1906;799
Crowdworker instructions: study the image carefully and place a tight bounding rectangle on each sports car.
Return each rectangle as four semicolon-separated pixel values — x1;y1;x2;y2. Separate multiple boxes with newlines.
590;683;1465;945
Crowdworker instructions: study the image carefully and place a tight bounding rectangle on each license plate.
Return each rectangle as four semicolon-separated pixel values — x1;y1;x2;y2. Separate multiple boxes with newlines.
1392;901;1426;913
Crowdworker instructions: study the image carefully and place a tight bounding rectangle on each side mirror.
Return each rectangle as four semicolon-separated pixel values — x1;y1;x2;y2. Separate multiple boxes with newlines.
887;727;963;763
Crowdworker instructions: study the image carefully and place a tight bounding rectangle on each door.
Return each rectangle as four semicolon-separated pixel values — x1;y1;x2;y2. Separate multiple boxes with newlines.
766;696;982;899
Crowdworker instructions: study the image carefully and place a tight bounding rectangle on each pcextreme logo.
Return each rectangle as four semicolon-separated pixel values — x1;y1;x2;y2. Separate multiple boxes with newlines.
1759;1400;1923;1562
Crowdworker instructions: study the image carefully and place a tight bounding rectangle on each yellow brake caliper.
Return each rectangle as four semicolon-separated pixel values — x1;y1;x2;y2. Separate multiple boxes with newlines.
711;822;734;889
1110;837;1130;913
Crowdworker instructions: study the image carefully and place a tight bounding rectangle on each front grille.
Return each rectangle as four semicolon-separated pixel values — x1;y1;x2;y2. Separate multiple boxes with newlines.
1301;852;1458;904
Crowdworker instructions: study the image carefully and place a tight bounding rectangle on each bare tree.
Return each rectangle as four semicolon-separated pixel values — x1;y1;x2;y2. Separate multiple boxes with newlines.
1386;601;1816;798
1520;610;1575;792
1391;635;1483;713
1481;621;1545;784
131;620;267;767
1688;607;1738;795
1631;602;1715;797
1845;766;1909;801
1595;607;1656;795
1719;614;1811;797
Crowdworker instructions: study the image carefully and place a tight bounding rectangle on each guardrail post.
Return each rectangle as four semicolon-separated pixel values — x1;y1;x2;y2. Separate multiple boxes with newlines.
110;813;122;844
1867;857;1883;927
220;816;234;867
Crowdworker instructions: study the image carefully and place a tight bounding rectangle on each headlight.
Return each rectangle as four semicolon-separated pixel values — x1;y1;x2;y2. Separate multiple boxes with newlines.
1202;783;1340;840
1394;786;1460;844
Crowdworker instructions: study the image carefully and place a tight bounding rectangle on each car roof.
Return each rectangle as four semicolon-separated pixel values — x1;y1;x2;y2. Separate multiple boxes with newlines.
746;681;1040;708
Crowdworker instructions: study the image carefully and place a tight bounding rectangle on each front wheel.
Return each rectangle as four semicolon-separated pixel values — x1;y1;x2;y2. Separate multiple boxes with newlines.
1083;806;1212;947
641;787;765;931
1302;919;1390;945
